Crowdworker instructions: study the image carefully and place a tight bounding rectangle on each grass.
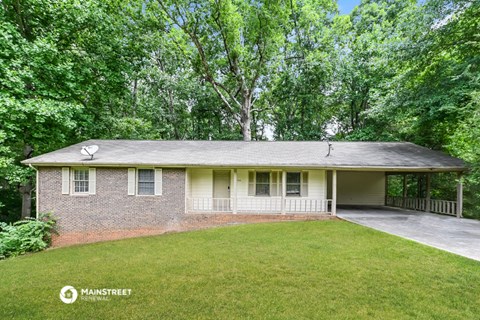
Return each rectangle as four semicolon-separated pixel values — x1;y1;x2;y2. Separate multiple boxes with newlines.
1;220;479;319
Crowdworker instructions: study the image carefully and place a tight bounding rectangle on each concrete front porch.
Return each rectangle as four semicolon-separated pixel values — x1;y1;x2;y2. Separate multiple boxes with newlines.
337;206;480;261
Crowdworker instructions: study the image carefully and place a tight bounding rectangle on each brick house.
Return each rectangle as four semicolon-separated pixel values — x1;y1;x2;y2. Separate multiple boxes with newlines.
23;140;466;245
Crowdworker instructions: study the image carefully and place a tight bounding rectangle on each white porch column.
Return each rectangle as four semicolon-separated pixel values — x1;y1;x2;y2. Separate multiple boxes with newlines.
233;169;237;214
281;170;286;215
456;172;463;218
184;168;190;214
425;173;431;212
332;170;337;216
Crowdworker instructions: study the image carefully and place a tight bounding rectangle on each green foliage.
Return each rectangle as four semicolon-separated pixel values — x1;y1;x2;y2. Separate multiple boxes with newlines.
0;186;22;223
1;0;479;218
0;213;56;259
0;0;142;217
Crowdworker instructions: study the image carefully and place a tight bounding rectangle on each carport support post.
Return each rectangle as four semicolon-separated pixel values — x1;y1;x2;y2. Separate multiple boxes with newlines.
384;173;389;205
332;170;337;216
402;174;408;208
456;172;463;218
425;173;431;213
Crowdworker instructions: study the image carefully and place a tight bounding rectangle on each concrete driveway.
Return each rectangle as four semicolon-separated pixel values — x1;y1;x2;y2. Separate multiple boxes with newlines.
337;206;480;261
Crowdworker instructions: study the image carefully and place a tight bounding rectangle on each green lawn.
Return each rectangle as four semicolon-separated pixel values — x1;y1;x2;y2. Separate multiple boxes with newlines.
1;221;479;319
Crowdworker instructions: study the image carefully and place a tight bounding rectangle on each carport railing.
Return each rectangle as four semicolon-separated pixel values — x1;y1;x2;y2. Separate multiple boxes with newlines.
386;196;457;216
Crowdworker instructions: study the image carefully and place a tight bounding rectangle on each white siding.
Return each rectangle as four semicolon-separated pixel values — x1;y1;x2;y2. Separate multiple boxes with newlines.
306;170;326;200
188;168;328;212
337;171;385;205
236;169;249;198
234;169;326;199
190;169;213;198
237;169;326;212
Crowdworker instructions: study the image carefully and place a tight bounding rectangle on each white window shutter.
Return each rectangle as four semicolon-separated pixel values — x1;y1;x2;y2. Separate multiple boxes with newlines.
89;168;96;195
155;169;163;195
128;168;136;195
248;171;255;196
271;171;278;196
301;171;309;197
62;167;70;195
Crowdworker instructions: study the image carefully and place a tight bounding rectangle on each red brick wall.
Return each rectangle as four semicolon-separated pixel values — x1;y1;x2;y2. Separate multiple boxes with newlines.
39;167;185;233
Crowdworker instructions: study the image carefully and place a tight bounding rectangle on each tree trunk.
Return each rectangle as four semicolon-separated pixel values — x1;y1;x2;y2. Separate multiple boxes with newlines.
132;78;138;117
240;96;252;141
20;144;34;219
168;88;180;139
19;183;33;219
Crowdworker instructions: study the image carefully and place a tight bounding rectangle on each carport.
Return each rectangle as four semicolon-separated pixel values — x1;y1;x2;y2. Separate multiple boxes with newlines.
325;143;466;217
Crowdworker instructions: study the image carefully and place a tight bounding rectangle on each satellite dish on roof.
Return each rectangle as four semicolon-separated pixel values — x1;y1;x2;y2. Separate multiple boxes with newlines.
81;145;99;160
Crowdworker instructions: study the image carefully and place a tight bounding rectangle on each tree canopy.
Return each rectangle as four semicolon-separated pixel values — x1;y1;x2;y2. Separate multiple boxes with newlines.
1;0;479;219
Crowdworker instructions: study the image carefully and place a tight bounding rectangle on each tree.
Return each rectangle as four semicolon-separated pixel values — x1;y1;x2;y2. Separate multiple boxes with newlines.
0;0;142;219
267;0;337;140
154;0;319;141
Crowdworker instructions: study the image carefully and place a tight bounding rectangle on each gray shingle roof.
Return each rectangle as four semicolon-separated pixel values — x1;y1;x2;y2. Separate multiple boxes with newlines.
22;140;466;171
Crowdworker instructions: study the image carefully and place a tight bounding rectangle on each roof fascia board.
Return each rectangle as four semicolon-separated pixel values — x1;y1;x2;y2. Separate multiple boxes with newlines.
25;163;467;172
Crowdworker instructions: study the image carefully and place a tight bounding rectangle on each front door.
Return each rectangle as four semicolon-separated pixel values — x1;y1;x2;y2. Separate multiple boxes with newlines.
213;170;231;211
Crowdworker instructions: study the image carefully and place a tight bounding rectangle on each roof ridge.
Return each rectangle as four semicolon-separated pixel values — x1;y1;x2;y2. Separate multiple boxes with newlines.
85;139;410;143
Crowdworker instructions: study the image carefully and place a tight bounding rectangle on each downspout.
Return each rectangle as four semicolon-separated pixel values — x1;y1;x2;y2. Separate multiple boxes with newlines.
29;164;39;219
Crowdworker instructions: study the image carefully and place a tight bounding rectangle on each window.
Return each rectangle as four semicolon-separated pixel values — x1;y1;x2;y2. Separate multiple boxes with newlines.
73;169;89;194
255;172;270;196
248;170;304;197
286;172;301;196
138;169;155;195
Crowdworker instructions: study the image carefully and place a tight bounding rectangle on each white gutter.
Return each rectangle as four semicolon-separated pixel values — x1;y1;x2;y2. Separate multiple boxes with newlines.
21;162;467;172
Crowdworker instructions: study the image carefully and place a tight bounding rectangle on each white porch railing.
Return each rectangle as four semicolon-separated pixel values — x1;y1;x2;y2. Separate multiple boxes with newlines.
386;196;457;216
236;197;282;213
429;199;457;216
188;198;231;212
187;197;332;214
284;198;331;213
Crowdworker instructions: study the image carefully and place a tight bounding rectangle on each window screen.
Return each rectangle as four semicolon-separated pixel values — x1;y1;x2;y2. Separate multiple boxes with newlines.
138;169;155;195
286;172;301;196
255;172;270;196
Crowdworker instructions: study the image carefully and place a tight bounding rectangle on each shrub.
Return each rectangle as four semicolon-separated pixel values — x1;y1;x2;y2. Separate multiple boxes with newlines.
0;213;57;259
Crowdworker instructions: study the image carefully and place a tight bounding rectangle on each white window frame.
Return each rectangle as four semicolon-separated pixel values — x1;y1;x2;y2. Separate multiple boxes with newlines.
285;171;308;197
133;167;162;196
248;170;282;197
71;167;89;195
255;171;271;197
286;171;302;197
136;168;155;196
